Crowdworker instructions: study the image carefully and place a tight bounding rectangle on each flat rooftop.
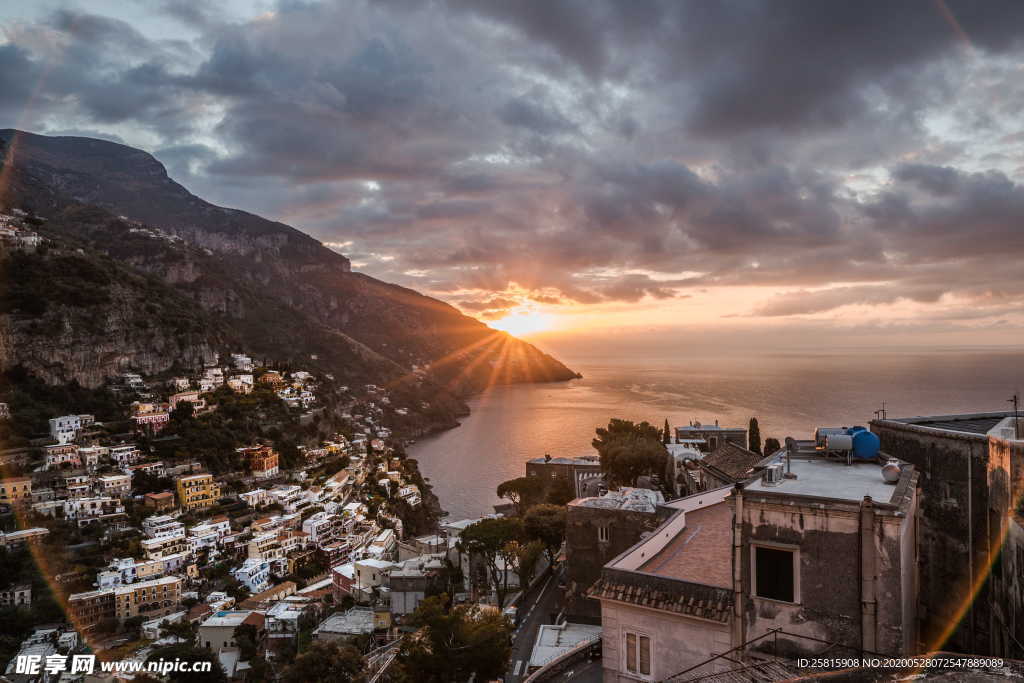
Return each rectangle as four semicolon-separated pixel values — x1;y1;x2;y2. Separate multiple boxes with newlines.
893;415;1005;435
746;448;902;504
572;487;664;513
316;608;375;635
527;455;600;466
883;412;1022;440
638;501;732;588
529;623;601;669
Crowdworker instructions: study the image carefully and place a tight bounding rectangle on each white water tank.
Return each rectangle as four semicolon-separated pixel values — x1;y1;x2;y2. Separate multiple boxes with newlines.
826;434;853;451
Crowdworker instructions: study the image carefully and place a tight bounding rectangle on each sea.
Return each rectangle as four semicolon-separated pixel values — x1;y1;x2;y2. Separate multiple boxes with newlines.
409;347;1024;520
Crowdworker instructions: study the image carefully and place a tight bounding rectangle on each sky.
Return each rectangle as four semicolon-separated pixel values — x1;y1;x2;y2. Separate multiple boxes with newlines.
2;0;1024;347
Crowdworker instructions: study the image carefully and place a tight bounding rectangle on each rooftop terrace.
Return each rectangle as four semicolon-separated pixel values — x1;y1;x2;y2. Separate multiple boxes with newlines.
572;486;664;513
746;441;909;505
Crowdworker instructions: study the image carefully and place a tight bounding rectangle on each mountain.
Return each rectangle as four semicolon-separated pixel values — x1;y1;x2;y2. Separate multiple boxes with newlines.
0;129;577;417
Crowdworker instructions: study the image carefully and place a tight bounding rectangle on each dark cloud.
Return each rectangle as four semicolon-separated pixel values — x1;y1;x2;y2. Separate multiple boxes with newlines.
2;1;1024;320
498;93;575;134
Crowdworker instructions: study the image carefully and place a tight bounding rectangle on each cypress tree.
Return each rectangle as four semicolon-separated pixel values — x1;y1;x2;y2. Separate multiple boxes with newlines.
748;417;762;454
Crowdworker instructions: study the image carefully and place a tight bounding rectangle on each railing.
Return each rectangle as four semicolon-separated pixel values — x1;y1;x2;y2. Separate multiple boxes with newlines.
661;628;889;682
364;636;403;683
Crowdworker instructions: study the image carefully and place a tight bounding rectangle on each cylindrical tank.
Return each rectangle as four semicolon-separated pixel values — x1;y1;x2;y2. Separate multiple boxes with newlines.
847;426;867;435
851;429;881;460
826;434;854;451
881;459;901;483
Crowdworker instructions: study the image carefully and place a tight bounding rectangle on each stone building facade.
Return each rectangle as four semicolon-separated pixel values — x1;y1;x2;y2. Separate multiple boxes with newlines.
591;442;921;681
871;412;1024;658
564;488;668;620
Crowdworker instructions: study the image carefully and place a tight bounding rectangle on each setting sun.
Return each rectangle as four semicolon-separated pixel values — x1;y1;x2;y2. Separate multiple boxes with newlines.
489;309;557;336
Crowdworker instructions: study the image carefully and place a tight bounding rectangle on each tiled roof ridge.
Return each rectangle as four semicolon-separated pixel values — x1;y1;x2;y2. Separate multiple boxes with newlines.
589;576;733;623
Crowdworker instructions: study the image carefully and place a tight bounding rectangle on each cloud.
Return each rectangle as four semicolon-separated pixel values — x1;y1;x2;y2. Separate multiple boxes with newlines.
2;0;1024;327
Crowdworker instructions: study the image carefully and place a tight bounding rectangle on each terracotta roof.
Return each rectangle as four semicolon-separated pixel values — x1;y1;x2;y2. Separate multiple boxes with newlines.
589;576;733;623
188;603;213;622
242;612;266;628
702;442;761;481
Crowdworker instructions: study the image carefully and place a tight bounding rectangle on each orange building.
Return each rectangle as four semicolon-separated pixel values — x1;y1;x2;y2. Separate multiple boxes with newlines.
238;445;280;480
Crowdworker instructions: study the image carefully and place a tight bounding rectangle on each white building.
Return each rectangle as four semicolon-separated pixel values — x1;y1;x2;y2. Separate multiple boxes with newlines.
233;559;272;593
109;444;141;467
48;415;82;445
143;515;185;539
302;511;340;545
367;528;397;560
97;473;132;498
354;558;395;594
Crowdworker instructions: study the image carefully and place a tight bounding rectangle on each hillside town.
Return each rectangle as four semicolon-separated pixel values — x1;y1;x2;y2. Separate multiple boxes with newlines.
0;353;450;681
0;210;44;251
4;365;1024;683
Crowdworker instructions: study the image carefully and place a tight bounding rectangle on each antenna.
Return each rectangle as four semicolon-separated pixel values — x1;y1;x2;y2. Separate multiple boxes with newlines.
873;401;887;421
1010;393;1021;440
784;436;798;479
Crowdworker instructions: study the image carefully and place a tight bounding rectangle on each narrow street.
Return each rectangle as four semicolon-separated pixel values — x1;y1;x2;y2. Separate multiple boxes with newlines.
506;564;565;682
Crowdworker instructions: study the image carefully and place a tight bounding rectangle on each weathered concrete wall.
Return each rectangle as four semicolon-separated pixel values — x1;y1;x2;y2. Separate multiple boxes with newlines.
872;420;1024;657
738;494;912;657
600;600;731;682
565;504;664;620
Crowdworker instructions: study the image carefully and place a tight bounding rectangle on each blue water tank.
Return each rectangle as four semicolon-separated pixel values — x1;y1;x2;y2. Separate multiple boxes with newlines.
850;429;880;460
846;426;867;435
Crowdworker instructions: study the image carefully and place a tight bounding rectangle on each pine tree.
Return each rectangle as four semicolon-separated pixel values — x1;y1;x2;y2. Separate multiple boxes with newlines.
748;417;762;454
663;418;672;445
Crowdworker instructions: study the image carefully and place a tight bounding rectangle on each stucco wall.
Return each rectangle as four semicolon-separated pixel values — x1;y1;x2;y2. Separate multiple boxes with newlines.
739;493;912;657
600;600;731;682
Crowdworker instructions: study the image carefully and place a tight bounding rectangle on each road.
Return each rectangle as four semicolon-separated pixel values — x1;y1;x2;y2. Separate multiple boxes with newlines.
506;564;565;682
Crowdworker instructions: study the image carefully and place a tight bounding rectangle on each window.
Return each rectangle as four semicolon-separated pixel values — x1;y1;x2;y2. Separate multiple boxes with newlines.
624;631;651;677
753;545;797;603
597;525;610;543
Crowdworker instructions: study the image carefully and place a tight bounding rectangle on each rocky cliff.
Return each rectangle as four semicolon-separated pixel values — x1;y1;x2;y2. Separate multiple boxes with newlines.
0;129;578;397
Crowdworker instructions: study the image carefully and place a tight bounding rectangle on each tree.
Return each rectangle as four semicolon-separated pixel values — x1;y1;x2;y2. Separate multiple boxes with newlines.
159;618;197;643
392;594;511;683
496;477;545;514
593;419;668;487
232;622;260;661
458;517;523;608
663;418;672;445
764;437;781;455
146;644;226;683
748;418;762;455
523;504;566;565
510;539;544;588
222;576;250;604
281;639;365;682
122;615;145;641
545;476;575;506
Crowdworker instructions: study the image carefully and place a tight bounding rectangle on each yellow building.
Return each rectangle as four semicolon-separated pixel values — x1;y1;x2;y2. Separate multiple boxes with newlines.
175;473;221;512
0;477;32;507
115;576;182;622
